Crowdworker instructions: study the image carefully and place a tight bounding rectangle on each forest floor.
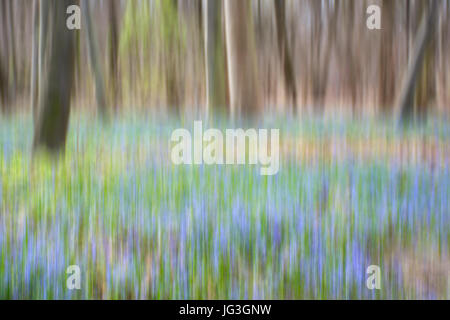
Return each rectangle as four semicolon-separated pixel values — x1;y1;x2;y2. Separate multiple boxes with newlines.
0;113;449;299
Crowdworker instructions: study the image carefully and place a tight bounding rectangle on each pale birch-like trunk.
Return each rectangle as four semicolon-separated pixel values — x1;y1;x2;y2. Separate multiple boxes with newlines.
82;0;108;117
224;0;260;119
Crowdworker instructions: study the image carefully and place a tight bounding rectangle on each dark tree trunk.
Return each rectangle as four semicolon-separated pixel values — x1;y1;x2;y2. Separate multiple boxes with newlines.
108;0;120;111
274;0;297;112
204;0;226;115
0;0;10;110
0;58;6;110
33;0;76;154
7;0;17;100
31;0;39;120
397;0;439;122
378;0;396;112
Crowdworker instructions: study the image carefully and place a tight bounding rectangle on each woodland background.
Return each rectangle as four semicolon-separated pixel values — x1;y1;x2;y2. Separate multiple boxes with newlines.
0;0;449;125
0;0;449;299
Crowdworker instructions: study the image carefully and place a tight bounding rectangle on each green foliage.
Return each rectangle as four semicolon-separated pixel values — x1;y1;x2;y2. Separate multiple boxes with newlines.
118;0;187;105
0;114;449;299
120;1;151;55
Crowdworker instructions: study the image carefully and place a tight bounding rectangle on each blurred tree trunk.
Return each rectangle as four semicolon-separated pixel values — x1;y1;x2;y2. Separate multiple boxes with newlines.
414;0;437;118
38;0;49;95
346;1;359;110
310;0;338;111
7;0;17;101
0;58;6;110
204;0;226;115
224;0;260;118
160;0;181;114
108;0;120;111
274;0;297;113
334;1;360;111
0;0;6;110
406;0;410;62
82;0;108;117
0;0;11;110
379;0;396;112
33;0;76;154
197;0;203;35
397;0;439;122
30;0;39;120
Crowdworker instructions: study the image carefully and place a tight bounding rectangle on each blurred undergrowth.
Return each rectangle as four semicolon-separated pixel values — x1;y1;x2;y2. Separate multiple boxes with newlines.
0;113;449;299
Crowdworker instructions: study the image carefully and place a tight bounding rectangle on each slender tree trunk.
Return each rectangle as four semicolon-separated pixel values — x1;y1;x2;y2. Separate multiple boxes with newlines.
31;0;39;120
7;0;17;100
397;0;439;122
346;0;358;110
204;0;226;115
82;0;108;117
406;0;410;62
37;0;50;122
0;1;6;109
310;0;338;112
0;0;10;109
167;0;181;114
108;0;120;111
33;0;76;154
224;0;260;118
274;0;297;113
0;57;6;110
378;0;396;112
38;0;49;93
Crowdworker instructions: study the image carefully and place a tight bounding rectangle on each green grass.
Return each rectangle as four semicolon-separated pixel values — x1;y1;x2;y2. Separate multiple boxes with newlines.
0;113;449;299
